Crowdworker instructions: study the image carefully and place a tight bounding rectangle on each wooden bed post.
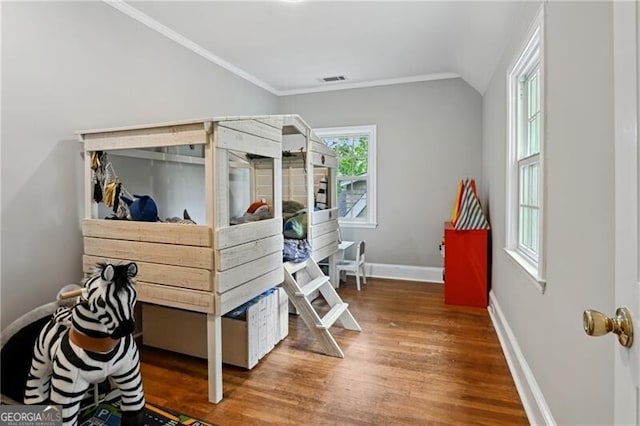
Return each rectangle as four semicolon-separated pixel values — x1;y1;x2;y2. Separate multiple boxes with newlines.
328;165;339;288
274;157;283;223
306;129;315;236
205;121;223;404
80;134;97;220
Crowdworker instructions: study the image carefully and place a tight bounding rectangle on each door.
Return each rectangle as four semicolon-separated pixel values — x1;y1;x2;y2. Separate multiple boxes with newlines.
614;1;640;423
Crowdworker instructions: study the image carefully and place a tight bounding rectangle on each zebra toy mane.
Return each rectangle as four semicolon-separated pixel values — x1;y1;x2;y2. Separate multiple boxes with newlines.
75;262;138;339
88;262;137;294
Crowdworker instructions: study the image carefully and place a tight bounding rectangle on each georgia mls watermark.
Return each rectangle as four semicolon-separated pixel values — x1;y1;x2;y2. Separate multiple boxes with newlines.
0;405;62;426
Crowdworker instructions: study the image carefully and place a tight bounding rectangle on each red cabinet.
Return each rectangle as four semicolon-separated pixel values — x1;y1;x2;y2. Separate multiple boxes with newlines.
443;222;489;307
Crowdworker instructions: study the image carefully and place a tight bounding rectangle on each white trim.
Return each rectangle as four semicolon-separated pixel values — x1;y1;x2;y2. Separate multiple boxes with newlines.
506;6;546;284
488;291;556;426
314;125;377;227
278;73;461;96
104;0;279;95
102;1;460;97
503;249;546;294
347;262;443;283
613;2;640;422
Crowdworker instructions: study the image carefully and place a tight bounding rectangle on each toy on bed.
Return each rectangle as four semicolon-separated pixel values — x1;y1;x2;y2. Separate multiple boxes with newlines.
230;199;273;225
281;200;308;239
121;194;159;222
283;209;308;239
164;209;196;225
24;262;144;426
316;177;328;210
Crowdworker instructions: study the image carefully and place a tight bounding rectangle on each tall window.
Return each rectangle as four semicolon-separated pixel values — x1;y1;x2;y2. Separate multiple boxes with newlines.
314;125;377;228
507;14;545;288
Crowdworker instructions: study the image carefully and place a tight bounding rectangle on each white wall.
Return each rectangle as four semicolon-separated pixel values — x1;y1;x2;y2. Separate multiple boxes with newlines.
279;79;483;269
483;2;614;424
1;2;278;327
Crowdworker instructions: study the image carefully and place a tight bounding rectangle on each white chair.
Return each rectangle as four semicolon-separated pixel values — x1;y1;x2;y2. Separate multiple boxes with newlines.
337;240;367;291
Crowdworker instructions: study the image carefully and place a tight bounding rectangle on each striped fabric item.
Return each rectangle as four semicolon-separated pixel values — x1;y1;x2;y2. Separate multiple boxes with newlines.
454;179;490;230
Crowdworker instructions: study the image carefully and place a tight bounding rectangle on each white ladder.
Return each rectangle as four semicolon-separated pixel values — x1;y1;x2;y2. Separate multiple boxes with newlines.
283;257;361;358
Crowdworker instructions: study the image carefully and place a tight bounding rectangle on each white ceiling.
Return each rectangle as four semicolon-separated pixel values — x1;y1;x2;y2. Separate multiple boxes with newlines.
119;1;524;96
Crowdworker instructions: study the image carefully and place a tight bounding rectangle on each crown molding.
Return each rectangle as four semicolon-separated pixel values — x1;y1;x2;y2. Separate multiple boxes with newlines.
106;1;461;98
277;73;461;96
104;0;279;95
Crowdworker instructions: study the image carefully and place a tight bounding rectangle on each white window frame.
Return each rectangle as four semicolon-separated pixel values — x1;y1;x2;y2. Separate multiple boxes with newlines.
506;8;546;292
314;125;377;228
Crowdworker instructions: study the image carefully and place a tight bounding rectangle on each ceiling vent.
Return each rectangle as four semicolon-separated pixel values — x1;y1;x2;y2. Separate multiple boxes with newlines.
320;75;347;83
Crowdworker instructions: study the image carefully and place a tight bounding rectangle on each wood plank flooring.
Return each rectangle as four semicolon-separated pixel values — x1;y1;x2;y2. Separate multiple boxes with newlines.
139;278;528;425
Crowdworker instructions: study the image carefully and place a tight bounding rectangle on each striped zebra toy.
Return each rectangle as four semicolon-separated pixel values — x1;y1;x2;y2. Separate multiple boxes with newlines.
24;262;145;426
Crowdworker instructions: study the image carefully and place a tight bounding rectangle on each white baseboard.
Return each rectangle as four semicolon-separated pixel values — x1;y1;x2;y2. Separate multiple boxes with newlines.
488;291;555;426
346;262;443;283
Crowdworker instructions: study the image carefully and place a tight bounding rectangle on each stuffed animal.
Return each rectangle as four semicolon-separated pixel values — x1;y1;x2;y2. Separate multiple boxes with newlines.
121;194;158;222
316;177;328;210
25;263;144;426
164;209;196;225
246;199;272;218
231;199;273;224
283;209;308;239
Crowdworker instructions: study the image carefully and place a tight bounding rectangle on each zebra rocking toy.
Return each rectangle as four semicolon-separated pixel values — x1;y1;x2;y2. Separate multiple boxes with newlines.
25;262;145;426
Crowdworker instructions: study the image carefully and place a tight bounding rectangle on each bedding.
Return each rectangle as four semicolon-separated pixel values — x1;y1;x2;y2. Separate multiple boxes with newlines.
283;238;311;263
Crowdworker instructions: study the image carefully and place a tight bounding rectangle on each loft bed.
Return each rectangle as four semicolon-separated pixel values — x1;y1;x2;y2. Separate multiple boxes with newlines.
77;116;284;404
256;114;340;284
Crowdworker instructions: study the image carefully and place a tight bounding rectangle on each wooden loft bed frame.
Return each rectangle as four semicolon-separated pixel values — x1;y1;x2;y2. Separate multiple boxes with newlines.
281;115;339;257
279;115;340;283
77;115;284;404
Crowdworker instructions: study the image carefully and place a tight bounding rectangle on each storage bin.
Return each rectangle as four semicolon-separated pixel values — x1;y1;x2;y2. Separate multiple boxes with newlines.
143;286;289;369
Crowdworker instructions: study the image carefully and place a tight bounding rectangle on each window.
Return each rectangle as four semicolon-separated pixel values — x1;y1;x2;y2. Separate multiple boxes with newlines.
507;11;546;290
314;125;377;228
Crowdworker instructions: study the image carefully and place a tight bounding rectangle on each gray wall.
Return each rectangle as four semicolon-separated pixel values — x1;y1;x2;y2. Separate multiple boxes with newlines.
279;79;483;268
483;2;614;424
1;2;278;327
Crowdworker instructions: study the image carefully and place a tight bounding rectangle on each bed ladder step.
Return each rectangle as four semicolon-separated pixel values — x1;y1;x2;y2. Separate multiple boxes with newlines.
284;260;308;275
281;256;361;358
318;302;349;329
297;275;330;297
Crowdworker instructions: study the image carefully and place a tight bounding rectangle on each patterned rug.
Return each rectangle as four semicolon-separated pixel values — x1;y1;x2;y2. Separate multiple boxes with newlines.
79;397;210;426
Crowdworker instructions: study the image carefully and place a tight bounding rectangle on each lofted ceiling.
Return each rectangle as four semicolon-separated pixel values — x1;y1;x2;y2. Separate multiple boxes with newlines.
117;1;524;96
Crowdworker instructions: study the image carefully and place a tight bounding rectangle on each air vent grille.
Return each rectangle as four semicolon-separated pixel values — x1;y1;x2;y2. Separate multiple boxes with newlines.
320;75;347;83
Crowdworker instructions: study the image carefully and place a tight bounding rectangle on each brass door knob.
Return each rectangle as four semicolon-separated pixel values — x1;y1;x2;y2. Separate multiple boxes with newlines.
583;307;634;348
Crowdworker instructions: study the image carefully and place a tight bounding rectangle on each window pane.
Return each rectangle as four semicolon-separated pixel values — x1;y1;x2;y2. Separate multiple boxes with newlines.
519;68;541;160
519;161;540;208
531;163;539;206
531;207;539;253
324;135;369;177
528;115;540;155
519;206;528;248
356;137;368;174
528;72;539;115
337;177;368;220
518;160;540;256
519;165;527;205
519;205;540;255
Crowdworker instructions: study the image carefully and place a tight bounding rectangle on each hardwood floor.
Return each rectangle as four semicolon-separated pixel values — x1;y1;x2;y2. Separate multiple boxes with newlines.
139;278;528;425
